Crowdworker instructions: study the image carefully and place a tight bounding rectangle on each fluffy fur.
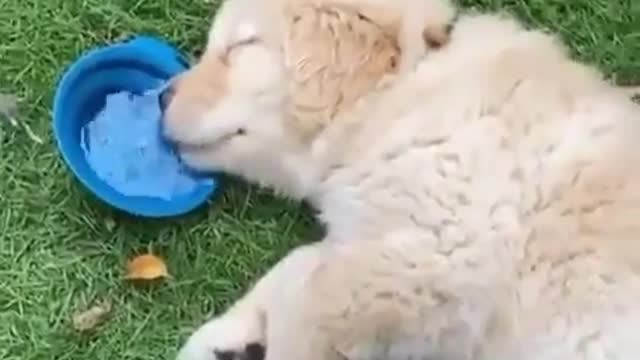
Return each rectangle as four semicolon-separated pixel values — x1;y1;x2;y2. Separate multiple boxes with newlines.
163;1;640;359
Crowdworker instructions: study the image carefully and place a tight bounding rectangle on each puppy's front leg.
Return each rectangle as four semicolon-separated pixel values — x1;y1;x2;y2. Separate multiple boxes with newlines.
176;288;266;360
177;244;326;360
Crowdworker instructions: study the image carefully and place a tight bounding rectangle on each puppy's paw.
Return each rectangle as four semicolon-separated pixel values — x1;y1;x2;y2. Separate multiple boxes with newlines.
177;311;265;360
212;343;265;360
179;342;265;360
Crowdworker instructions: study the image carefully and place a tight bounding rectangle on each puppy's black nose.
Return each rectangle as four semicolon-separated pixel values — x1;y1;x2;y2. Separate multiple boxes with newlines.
159;85;175;110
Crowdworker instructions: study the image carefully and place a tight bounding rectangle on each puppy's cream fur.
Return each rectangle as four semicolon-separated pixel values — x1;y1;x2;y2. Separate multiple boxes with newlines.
166;1;640;359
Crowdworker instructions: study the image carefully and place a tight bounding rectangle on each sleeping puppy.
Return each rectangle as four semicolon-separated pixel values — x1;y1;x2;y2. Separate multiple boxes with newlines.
161;0;455;198
164;1;640;360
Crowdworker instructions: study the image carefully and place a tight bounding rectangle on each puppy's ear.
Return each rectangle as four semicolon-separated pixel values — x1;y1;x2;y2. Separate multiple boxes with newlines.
423;23;452;49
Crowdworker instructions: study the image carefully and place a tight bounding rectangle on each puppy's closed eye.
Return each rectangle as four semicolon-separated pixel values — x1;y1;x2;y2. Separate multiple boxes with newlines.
216;21;263;65
219;36;262;65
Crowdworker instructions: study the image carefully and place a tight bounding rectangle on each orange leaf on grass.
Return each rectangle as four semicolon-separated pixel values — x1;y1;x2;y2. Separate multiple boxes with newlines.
125;254;169;280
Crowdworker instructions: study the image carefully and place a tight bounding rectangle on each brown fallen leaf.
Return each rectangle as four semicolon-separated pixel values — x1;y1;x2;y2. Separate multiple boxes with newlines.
72;300;112;332
125;254;169;280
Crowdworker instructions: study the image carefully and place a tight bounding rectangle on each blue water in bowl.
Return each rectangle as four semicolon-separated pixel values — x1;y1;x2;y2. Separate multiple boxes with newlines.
53;36;218;217
80;83;212;200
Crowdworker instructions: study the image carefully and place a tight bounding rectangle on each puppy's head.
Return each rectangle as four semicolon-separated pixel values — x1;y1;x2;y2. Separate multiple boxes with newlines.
161;0;456;196
162;17;314;192
163;37;285;149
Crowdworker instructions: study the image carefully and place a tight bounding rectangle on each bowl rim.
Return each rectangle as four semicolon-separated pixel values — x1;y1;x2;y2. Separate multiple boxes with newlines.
52;35;217;218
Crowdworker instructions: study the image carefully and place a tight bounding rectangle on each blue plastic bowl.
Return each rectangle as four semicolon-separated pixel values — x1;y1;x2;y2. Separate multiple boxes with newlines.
52;35;218;218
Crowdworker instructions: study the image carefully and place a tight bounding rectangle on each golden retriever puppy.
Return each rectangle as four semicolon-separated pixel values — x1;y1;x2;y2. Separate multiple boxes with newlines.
162;0;455;198
164;2;640;360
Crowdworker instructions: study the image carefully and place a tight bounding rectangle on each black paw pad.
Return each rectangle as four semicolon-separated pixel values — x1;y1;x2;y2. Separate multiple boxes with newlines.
214;350;236;360
214;343;265;360
244;343;265;360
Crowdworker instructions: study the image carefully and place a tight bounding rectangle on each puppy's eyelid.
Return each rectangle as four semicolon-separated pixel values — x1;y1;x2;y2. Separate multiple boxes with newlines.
230;37;260;52
219;36;262;65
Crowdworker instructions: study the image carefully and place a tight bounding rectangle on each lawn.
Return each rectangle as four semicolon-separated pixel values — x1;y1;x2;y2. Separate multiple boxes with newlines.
0;0;637;359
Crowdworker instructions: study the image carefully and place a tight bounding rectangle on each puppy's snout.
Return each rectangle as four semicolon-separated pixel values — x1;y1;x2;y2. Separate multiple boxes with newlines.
159;84;176;111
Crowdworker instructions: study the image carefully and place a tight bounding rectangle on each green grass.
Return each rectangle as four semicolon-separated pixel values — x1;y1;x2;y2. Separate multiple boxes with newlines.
0;0;637;359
